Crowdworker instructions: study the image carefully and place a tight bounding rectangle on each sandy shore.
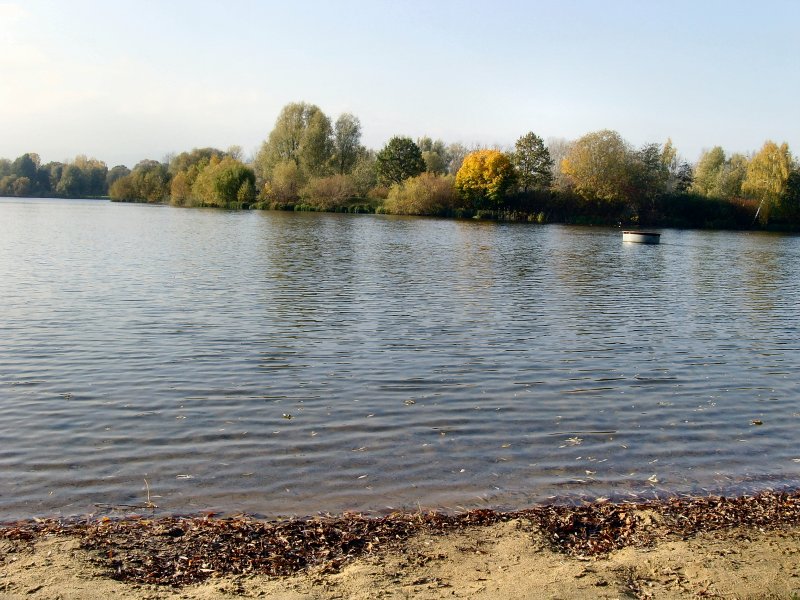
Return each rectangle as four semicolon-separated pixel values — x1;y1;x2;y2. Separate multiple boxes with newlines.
3;493;800;599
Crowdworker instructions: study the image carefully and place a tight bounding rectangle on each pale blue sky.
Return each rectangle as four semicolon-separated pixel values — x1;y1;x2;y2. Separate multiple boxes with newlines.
1;0;798;167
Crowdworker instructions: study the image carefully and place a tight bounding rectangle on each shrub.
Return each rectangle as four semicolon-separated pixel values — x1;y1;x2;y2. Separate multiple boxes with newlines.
300;174;357;211
383;173;458;216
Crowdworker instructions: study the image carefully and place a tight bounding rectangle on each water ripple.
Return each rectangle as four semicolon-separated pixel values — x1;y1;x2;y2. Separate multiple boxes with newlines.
1;199;799;518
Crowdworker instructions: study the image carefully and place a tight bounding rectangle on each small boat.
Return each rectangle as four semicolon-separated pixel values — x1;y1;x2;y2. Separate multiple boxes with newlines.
622;230;661;244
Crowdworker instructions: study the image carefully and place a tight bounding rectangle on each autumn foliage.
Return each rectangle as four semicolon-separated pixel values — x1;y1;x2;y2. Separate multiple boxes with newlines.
455;150;516;209
3;98;800;229
384;172;459;216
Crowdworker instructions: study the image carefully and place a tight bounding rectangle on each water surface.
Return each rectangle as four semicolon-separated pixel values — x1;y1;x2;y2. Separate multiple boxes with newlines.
1;198;798;519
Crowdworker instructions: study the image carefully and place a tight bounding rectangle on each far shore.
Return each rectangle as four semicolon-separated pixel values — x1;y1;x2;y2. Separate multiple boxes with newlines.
3;490;800;598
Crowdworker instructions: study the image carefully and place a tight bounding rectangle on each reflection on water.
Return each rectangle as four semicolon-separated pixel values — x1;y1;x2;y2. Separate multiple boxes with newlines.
1;198;799;519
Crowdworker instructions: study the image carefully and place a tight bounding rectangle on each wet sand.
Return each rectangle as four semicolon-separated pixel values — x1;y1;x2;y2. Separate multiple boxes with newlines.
3;491;800;599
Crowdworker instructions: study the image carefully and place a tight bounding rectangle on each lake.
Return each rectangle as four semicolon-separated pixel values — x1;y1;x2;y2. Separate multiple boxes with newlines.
1;197;799;520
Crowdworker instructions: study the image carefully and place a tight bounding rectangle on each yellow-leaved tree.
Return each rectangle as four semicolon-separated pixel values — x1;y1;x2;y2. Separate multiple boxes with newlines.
560;129;631;203
742;141;793;223
454;150;515;210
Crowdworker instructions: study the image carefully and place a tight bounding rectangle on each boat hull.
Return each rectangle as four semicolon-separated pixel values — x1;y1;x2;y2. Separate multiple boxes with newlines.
622;231;661;244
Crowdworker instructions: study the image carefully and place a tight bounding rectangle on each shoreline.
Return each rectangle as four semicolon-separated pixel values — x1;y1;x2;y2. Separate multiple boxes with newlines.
3;490;800;598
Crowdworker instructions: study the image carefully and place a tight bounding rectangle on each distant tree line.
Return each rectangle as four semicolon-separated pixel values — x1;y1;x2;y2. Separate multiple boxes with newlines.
0;148;256;210
0;153;114;199
3;100;799;229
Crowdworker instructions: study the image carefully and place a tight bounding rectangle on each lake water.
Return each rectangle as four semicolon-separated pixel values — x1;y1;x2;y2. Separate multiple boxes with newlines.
1;198;799;520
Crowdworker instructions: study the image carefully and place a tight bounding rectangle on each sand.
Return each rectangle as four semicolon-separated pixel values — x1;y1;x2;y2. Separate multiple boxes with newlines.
3;518;800;599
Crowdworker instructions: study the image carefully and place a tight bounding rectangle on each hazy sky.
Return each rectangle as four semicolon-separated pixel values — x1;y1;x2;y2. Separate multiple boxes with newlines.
1;0;798;167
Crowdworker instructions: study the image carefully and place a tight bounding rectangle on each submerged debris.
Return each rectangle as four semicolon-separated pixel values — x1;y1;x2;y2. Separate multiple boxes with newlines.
3;491;800;587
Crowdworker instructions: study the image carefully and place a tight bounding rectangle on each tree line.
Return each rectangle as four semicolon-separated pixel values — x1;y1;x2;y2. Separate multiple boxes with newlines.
0;153;116;199
3;100;798;229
